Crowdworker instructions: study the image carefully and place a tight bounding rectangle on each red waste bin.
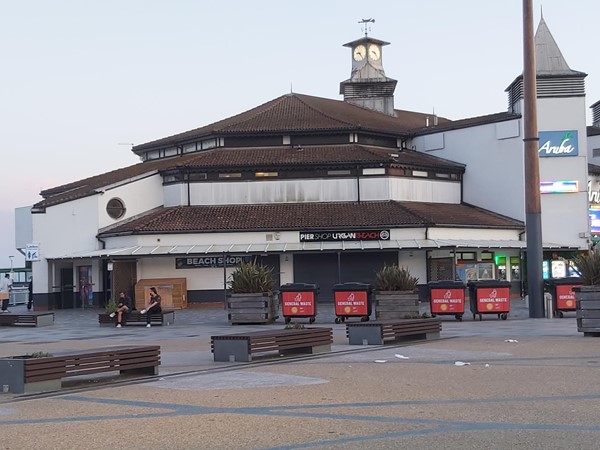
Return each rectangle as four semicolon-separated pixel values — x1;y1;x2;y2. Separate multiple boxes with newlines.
332;282;372;324
428;280;466;321
545;277;582;317
467;280;511;321
279;283;319;324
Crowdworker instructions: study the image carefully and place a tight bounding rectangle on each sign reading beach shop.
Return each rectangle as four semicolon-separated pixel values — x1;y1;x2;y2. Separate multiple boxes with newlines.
538;130;578;157
299;229;390;242
176;255;252;269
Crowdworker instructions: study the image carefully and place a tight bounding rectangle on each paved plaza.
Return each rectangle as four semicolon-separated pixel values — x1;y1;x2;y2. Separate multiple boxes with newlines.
1;300;600;449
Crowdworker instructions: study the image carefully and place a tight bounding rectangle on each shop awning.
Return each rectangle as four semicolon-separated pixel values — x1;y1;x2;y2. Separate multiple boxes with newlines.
47;239;577;260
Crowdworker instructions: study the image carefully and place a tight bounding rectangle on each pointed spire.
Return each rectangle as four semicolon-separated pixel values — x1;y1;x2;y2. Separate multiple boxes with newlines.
534;16;581;76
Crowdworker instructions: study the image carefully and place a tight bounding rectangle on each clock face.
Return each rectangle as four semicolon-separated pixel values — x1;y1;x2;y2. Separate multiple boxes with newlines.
368;44;381;61
353;44;366;61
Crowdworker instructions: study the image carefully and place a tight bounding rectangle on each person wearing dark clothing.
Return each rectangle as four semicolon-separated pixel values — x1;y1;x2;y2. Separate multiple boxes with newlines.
110;291;132;327
27;278;33;310
140;287;161;327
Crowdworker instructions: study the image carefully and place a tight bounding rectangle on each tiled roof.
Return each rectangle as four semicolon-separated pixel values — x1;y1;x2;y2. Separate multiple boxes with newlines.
34;155;197;210
535;17;585;76
98;201;522;237
133;93;451;151
412;112;520;136
175;145;465;172
35;144;465;209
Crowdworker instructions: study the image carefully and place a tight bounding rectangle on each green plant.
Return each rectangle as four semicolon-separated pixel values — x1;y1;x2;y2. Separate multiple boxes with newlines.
25;351;54;358
572;249;600;285
228;262;275;294
104;298;118;314
374;264;419;291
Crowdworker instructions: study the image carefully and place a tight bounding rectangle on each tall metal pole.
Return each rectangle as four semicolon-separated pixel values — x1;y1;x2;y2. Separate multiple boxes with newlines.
523;0;544;318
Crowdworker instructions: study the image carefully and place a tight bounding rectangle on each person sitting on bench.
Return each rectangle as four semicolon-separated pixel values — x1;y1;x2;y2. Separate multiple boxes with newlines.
140;287;162;328
110;290;132;327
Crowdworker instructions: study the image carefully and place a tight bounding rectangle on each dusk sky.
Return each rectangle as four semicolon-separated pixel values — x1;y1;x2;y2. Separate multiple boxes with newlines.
1;0;599;268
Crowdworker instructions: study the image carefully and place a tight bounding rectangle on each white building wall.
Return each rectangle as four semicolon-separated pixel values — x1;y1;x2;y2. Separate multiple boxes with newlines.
97;174;164;229
177;176;462;206
32;195;100;295
411;120;525;221
385;178;461;203
536;96;589;248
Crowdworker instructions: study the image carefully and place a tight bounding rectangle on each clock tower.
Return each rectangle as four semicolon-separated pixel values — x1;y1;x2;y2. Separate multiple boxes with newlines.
339;36;397;116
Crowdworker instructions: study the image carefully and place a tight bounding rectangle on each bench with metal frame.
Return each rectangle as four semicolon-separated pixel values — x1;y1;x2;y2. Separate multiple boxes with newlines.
346;318;441;345
0;345;160;394
98;310;175;326
211;327;333;362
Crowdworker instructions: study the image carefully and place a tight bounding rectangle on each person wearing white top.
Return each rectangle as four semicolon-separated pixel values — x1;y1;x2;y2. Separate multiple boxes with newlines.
0;274;12;313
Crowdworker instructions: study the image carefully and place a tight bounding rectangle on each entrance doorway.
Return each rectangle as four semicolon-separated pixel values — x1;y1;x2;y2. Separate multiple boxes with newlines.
60;267;74;309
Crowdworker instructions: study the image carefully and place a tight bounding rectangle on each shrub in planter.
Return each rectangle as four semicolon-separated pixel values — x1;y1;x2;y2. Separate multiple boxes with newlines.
227;262;277;324
572;249;600;335
374;264;419;292
374;264;420;319
104;298;118;315
228;262;274;294
572;249;600;286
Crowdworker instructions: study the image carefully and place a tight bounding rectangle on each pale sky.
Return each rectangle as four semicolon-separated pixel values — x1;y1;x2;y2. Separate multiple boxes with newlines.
1;0;599;269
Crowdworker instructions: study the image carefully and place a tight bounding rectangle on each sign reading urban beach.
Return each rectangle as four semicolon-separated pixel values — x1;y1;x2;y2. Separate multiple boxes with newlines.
538;130;578;157
300;230;390;242
176;255;252;269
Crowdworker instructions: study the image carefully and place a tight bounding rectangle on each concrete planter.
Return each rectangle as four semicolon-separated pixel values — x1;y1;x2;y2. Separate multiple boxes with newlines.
227;292;278;324
375;290;419;320
0;356;60;394
575;286;600;336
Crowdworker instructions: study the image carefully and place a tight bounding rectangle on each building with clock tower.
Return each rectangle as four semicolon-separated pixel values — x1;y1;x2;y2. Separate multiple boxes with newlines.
16;16;597;312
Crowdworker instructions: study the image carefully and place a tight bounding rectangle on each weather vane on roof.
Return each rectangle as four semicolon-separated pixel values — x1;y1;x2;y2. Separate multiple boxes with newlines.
358;18;375;37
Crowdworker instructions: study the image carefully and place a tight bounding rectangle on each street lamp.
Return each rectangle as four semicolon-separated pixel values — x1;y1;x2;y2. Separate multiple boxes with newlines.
8;255;14;272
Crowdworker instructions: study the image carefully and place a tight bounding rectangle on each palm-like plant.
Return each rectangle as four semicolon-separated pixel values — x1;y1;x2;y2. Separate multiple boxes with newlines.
228;262;275;293
374;264;419;291
572;249;600;285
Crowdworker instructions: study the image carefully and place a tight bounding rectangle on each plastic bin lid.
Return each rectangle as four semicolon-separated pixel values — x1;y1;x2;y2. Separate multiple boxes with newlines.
279;283;319;290
544;276;582;286
332;282;371;290
467;279;511;288
428;280;466;288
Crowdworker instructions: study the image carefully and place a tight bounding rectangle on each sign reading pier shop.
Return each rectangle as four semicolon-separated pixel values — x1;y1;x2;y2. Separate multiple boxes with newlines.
300;230;390;242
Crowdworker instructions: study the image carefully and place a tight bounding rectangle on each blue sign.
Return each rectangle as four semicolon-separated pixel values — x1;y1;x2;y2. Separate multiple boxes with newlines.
590;208;600;234
538;130;578;157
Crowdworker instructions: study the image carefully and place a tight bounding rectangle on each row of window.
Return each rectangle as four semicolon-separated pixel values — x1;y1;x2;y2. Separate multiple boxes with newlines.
163;168;461;184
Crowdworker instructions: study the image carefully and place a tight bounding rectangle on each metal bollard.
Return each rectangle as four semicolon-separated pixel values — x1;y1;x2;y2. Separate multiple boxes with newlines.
544;293;553;319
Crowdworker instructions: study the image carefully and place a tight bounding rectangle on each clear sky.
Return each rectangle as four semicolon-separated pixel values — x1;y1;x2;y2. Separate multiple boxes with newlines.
1;0;599;269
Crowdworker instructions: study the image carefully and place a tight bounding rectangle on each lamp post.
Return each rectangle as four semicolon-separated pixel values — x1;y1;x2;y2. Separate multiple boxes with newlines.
8;255;14;273
522;0;544;318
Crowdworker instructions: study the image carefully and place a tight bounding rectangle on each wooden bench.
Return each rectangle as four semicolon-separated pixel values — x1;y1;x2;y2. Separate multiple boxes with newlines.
0;345;160;394
98;310;175;326
0;312;54;327
346;318;441;345
211;327;333;362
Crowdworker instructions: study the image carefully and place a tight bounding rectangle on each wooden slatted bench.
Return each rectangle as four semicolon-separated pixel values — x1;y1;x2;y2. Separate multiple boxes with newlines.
0;312;54;327
211;327;333;362
98;310;175;326
346;318;442;345
0;345;160;394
